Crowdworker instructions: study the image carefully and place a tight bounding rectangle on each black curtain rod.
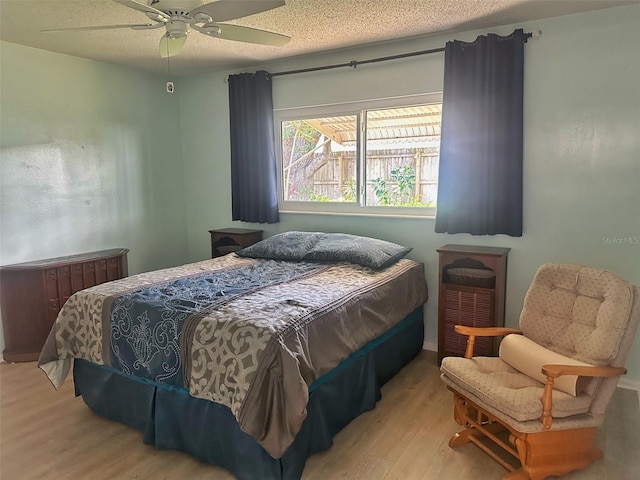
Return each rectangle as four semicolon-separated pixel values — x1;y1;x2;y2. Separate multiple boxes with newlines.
270;31;533;78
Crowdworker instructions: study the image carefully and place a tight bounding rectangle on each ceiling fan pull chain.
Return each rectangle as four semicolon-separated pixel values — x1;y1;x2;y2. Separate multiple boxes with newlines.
166;35;174;94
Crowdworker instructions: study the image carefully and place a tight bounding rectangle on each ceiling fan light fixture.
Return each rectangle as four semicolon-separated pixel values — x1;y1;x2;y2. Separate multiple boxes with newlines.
160;33;187;57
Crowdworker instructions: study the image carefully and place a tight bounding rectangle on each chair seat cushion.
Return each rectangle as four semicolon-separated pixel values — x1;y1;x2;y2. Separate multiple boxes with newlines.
440;356;593;422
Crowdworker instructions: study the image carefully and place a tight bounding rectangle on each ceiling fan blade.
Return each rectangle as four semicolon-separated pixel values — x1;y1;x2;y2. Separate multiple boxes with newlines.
191;1;285;22
42;24;155;33
160;35;187;58
200;23;290;46
113;0;170;22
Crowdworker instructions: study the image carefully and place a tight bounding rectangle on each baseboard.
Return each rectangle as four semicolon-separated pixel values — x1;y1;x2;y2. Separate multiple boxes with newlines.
423;341;437;352
618;377;640;393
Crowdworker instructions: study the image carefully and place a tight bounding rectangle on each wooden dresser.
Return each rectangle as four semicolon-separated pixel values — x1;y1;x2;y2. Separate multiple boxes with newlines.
0;248;129;362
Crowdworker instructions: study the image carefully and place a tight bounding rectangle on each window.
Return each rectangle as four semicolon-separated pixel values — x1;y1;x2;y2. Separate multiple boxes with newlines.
276;94;441;217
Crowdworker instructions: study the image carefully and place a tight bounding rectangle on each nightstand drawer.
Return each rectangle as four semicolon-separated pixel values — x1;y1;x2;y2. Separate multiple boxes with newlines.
208;228;263;258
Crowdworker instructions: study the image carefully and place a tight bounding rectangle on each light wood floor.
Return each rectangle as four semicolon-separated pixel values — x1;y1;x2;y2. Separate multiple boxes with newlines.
1;350;638;480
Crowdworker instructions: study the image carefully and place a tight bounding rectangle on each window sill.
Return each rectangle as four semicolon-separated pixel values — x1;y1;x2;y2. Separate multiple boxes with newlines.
279;209;436;220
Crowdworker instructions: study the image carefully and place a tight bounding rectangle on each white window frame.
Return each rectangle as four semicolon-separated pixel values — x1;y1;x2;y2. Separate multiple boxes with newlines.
274;93;442;218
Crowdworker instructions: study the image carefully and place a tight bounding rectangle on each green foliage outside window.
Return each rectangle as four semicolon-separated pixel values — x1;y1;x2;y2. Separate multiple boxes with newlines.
371;166;433;207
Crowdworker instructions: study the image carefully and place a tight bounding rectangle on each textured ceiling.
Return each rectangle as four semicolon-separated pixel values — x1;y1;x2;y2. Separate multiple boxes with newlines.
0;0;637;77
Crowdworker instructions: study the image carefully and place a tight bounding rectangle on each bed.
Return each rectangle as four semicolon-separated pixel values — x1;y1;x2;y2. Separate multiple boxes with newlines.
38;232;429;479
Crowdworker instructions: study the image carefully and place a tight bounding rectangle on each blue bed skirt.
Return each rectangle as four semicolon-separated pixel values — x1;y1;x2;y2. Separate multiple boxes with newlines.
73;307;424;480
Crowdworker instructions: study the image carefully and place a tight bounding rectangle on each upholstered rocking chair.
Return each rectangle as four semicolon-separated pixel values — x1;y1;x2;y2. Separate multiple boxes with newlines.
440;263;639;480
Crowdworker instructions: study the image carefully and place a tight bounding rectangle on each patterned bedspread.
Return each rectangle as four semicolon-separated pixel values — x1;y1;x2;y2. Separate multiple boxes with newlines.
38;254;428;458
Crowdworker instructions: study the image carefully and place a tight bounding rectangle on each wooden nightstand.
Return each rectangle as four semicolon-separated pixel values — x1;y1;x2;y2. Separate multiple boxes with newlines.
209;228;263;258
436;244;510;365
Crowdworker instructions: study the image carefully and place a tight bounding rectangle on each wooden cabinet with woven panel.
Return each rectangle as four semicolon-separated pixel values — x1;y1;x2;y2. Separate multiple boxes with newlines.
437;245;509;364
0;248;128;362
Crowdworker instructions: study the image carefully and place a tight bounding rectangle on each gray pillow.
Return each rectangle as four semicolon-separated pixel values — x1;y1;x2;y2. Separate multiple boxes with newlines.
303;233;412;269
237;231;411;269
236;231;324;261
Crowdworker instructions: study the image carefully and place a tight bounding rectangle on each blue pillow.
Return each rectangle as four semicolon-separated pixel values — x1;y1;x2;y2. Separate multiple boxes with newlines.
237;231;411;269
303;233;412;269
236;231;324;261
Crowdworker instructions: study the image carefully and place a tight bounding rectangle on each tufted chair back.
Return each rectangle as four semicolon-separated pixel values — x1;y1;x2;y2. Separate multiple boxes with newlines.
520;264;634;365
519;263;638;415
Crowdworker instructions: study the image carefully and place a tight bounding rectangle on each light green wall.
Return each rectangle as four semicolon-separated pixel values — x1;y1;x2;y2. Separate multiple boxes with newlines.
0;42;189;353
1;6;638;384
179;5;640;384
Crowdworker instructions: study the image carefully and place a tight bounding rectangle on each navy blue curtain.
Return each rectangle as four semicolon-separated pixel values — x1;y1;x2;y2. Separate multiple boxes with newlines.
229;71;279;224
435;29;525;236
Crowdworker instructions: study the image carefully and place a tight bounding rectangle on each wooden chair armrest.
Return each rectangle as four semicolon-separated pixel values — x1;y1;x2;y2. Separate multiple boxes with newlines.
542;364;627;379
540;364;627;429
453;326;522;358
453;326;522;337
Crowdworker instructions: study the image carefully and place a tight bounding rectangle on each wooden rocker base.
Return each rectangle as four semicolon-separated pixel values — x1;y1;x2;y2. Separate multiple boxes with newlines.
447;387;603;480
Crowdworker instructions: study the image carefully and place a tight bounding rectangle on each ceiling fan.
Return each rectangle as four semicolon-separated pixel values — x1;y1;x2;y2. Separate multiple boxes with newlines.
42;0;290;58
